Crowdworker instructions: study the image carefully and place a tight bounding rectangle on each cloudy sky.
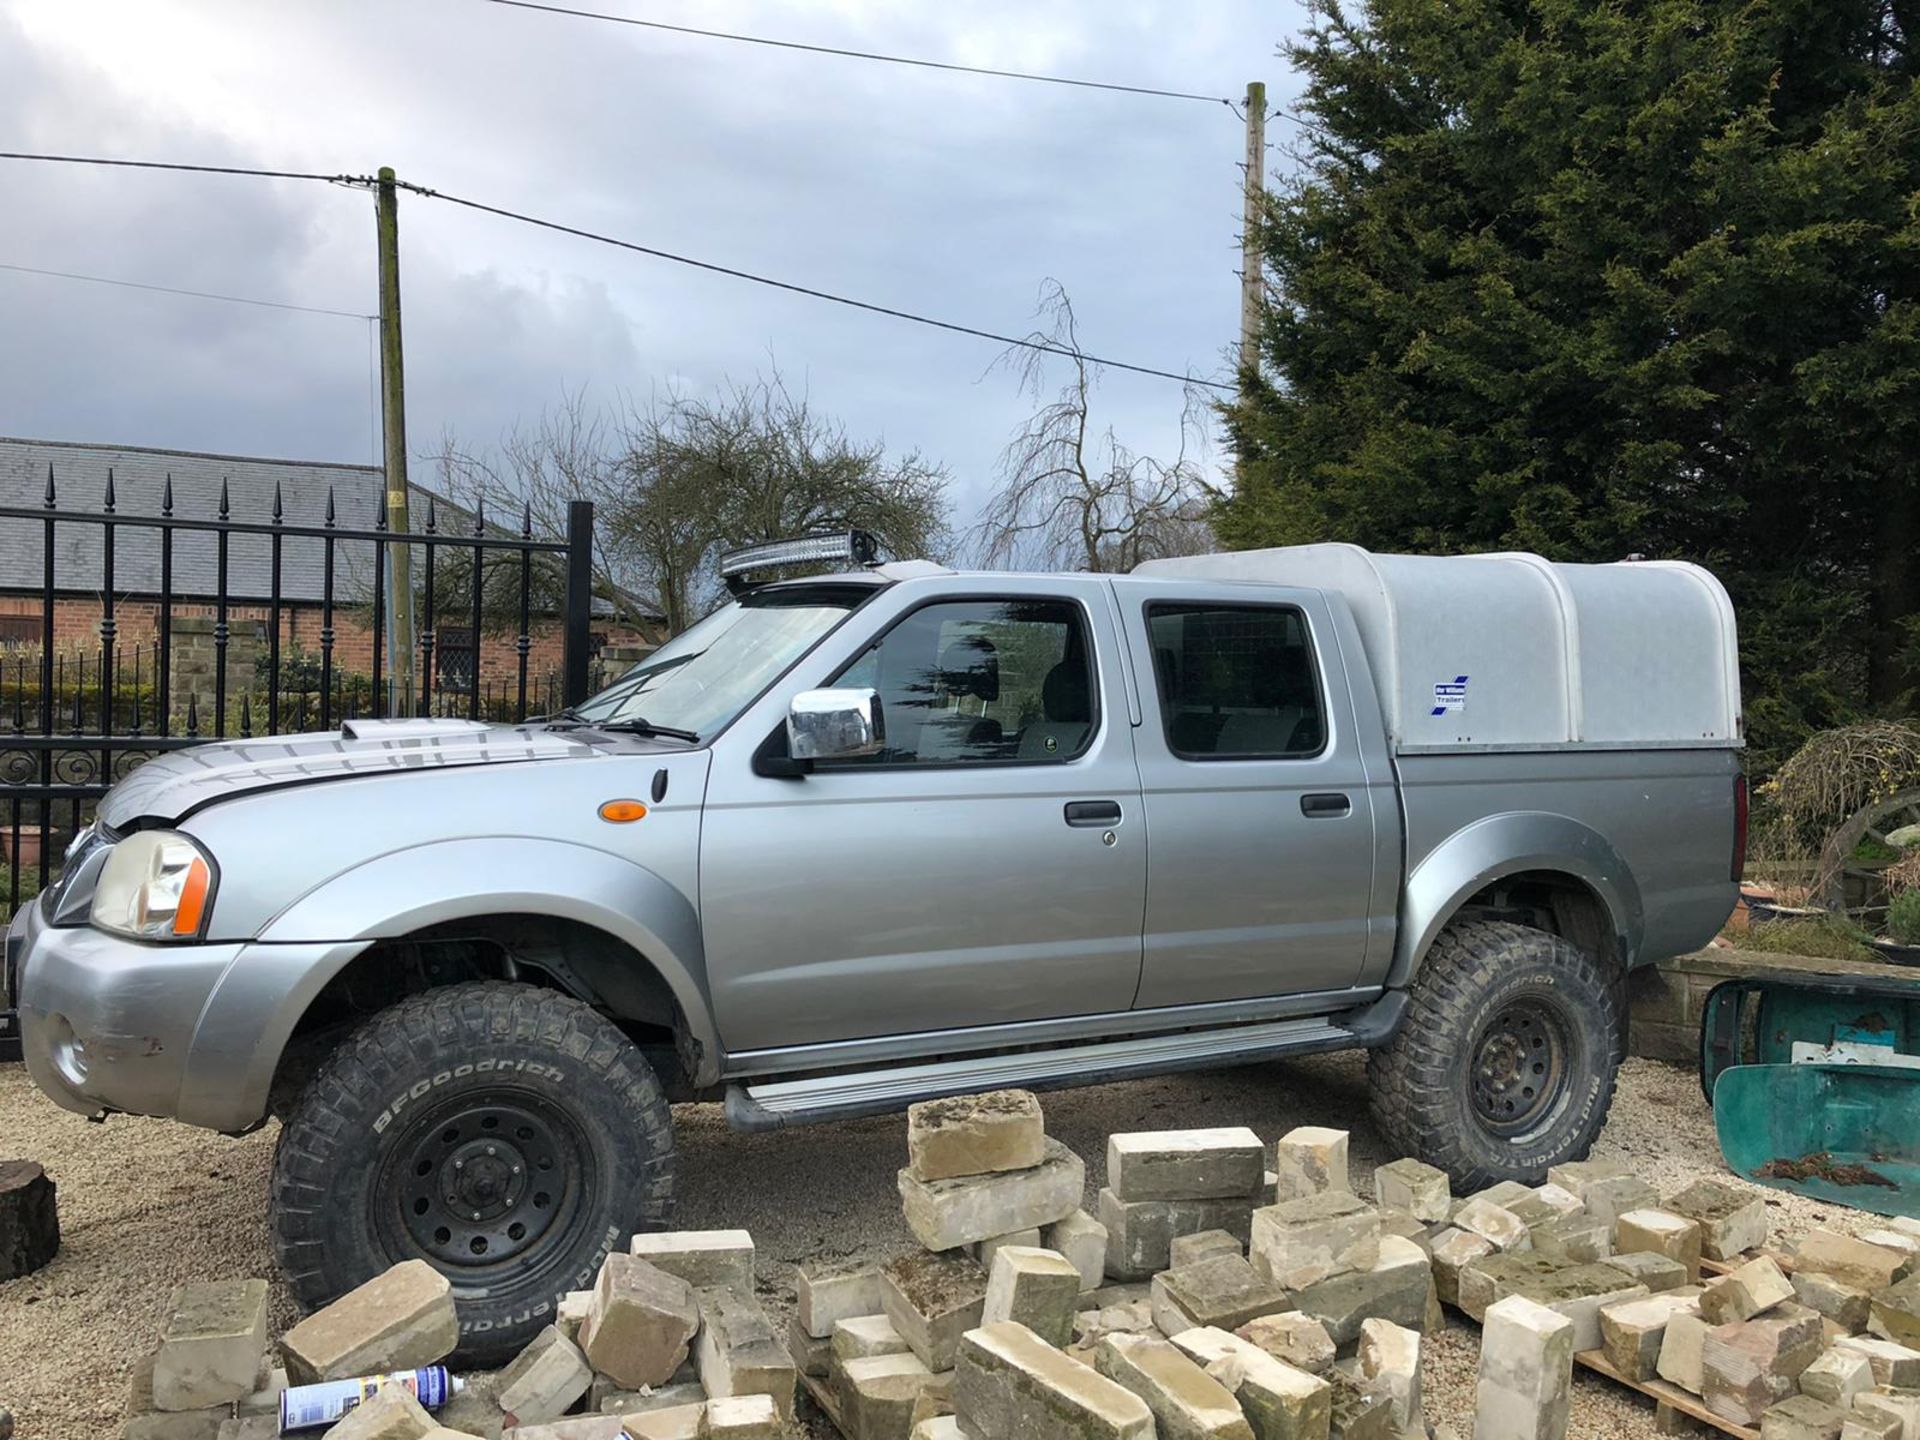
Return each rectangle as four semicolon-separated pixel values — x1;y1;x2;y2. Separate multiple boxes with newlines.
3;1;1309;544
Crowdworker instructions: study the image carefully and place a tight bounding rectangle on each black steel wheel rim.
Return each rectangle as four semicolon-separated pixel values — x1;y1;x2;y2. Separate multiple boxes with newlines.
374;1088;596;1281
1469;996;1573;1138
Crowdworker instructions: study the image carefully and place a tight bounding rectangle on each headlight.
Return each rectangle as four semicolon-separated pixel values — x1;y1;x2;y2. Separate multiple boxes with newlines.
90;831;217;941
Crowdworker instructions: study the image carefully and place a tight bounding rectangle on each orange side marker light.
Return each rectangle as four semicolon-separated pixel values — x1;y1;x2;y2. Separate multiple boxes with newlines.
598;799;649;823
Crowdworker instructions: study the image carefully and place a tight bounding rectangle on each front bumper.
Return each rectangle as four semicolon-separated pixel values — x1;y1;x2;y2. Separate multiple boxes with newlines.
10;895;247;1124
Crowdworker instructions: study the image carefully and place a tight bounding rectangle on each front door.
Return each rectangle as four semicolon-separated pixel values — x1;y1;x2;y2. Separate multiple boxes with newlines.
1126;593;1379;1009
701;585;1147;1055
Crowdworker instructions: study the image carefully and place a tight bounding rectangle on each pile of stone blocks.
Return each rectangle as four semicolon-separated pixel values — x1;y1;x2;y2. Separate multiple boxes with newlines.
123;1234;790;1440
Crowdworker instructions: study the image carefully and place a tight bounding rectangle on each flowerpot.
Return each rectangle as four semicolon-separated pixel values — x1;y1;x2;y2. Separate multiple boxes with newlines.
1747;901;1823;926
0;829;43;869
1871;938;1920;968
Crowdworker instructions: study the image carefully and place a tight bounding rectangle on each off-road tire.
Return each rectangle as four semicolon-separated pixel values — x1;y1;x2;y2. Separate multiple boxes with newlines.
271;981;675;1367
1367;919;1623;1190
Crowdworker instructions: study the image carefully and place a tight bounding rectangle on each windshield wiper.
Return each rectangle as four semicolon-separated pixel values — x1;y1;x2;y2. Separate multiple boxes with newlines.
588;718;700;743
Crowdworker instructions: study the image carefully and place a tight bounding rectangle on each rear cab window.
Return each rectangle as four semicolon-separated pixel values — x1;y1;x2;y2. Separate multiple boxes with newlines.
1145;603;1326;759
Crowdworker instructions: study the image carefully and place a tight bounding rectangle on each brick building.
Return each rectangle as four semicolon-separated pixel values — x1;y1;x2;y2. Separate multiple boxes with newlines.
0;437;659;726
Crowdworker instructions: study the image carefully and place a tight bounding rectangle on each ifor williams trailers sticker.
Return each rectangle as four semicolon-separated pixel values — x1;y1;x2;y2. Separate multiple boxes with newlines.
1431;675;1469;716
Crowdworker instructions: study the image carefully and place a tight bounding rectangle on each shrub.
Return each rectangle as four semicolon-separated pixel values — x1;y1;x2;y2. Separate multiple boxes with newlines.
1739;915;1880;964
1887;890;1920;946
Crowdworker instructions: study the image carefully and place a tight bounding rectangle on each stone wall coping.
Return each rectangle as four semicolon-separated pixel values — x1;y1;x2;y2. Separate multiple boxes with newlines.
1660;945;1905;981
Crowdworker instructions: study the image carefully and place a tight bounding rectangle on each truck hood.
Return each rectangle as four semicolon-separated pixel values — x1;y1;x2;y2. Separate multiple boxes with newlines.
99;718;597;828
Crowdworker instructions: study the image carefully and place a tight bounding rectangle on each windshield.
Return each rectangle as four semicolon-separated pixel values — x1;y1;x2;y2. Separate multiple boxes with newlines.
565;585;869;739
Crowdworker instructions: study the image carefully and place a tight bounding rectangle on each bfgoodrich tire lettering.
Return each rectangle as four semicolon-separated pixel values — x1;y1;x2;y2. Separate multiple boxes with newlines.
271;981;674;1366
1367;919;1623;1190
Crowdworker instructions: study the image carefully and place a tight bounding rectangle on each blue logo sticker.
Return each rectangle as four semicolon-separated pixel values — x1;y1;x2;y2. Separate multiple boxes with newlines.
1432;675;1469;716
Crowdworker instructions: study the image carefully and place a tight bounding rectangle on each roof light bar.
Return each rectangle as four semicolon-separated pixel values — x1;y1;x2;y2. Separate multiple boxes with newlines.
718;530;878;584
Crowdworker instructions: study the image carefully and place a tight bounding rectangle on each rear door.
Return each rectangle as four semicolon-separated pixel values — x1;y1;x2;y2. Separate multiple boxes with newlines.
1122;585;1379;1008
700;577;1147;1054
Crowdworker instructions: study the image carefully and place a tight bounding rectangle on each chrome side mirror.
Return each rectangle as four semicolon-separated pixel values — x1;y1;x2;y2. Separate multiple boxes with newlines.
787;687;885;761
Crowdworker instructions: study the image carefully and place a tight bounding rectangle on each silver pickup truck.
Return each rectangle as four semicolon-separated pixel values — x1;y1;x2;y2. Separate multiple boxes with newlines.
7;536;1744;1360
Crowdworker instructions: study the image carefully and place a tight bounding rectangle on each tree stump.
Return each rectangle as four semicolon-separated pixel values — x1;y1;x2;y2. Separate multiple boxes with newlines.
0;1161;59;1280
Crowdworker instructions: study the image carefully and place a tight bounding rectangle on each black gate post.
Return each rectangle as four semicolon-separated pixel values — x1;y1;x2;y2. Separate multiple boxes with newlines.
562;499;594;708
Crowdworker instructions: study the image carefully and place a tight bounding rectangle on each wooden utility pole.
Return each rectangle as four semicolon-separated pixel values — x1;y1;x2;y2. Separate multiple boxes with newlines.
376;166;416;714
1239;81;1267;380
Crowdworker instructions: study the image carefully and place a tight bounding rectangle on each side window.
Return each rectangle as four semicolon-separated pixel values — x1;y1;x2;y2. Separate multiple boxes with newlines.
1146;604;1325;759
831;598;1097;765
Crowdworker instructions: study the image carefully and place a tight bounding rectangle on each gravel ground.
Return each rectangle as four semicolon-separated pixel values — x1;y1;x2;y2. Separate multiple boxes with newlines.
0;1052;1882;1438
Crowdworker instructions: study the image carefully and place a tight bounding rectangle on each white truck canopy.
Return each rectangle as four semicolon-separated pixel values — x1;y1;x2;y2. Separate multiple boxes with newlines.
1134;543;1741;752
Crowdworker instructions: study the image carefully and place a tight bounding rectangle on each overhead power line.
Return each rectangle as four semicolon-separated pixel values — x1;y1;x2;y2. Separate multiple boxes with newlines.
0;261;373;320
0;150;1227;390
477;0;1236;108
394;179;1231;390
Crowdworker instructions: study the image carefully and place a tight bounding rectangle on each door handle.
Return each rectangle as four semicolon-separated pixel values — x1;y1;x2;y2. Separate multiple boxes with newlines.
1065;800;1123;827
1301;792;1351;819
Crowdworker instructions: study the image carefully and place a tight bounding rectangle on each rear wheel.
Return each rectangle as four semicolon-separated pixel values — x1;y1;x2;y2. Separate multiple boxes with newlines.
1368;919;1623;1190
271;981;675;1366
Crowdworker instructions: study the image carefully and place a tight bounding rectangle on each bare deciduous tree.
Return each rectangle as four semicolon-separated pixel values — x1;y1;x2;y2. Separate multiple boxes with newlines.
434;376;952;635
971;281;1216;573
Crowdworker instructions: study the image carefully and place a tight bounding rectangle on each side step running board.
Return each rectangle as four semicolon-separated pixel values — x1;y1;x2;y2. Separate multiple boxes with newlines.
725;995;1404;1132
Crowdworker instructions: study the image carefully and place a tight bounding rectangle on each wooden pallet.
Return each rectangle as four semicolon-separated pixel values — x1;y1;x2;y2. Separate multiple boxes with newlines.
1575;1348;1759;1440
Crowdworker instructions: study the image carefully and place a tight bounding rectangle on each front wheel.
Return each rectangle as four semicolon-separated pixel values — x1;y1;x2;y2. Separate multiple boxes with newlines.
270;982;675;1367
1367;920;1623;1191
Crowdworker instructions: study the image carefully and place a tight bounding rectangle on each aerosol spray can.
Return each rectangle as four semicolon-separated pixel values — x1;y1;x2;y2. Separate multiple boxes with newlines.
276;1366;463;1432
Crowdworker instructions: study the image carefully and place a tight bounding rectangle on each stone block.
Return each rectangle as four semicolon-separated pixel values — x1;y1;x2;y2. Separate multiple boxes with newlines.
1501;1194;1560;1232
1072;1298;1158;1362
578;1254;700;1390
1861;1229;1920;1262
704;1394;782;1440
1798;1348;1873;1407
1101;1189;1256;1282
790;1313;832;1378
1151;1255;1289;1337
629;1230;754;1295
1472;1295;1574;1440
497;1325;593;1426
281;1260;458;1385
433;1371;505;1439
1530;1214;1611;1266
955;1322;1153;1440
799;1261;885;1339
600;1382;707;1416
1168;1326;1334;1440
1457;1255;1646;1350
1701;1257;1796;1326
1172;1230;1247;1269
912;1420;963;1440
1327;1371;1396;1440
880;1249;989;1372
984;1245;1083;1349
1455;1198;1533;1254
153;1280;270;1411
1377;1208;1434;1256
1045;1211;1109;1293
1372;1159;1450;1225
907;1089;1045;1182
1666;1179;1770;1262
1584;1176;1661;1235
1544;1158;1632;1198
1831;1334;1920;1388
1109;1128;1266;1202
1616;1210;1704;1282
1095;1332;1256;1440
326;1386;435;1440
1272;1127;1350;1203
1840;1408;1904;1440
1250;1191;1381;1290
839;1352;936;1440
622;1404;708;1440
1796;1231;1914;1293
1759;1395;1846;1440
1357;1318;1422;1434
834;1313;911;1362
1869;1273;1920;1346
1608;1253;1690;1294
1701;1311;1825;1426
556;1290;592;1345
694;1286;796;1422
1657;1310;1712;1395
908;1372;955;1431
1851;1392;1920;1440
1234;1312;1336;1376
1532;1184;1584;1220
973;1229;1042;1272
1288;1235;1434;1345
1431;1229;1496;1307
1599;1291;1703;1382
900;1137;1084;1251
